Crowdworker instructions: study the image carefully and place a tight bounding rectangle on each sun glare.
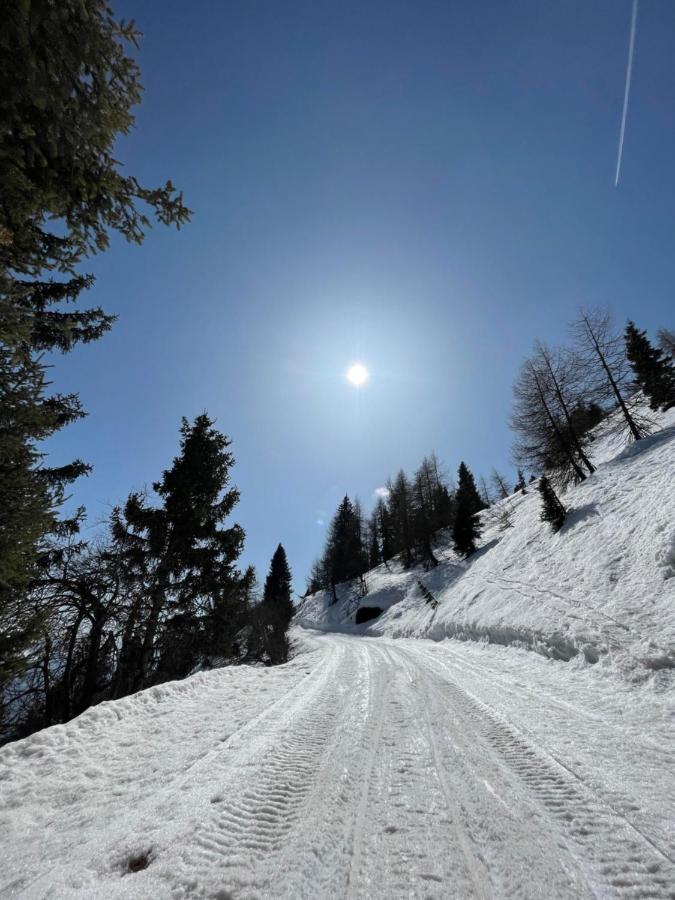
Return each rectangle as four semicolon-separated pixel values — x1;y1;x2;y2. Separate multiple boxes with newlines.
346;362;369;387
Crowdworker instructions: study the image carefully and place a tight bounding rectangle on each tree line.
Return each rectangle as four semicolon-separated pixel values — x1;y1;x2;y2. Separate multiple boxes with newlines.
0;4;293;743
307;455;489;601
3;415;294;739
308;312;674;599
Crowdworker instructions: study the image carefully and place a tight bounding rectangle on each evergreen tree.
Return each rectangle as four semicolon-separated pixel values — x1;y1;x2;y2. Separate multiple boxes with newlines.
321;496;364;601
305;559;325;595
625;321;675;411
367;516;381;568
1;2;190;275
0;298;92;686
260;545;294;665
567;402;605;438
387;471;414;566
0;3;189;684
111;415;245;693
457;462;487;512
374;497;394;563
538;477;567;532
452;462;483;557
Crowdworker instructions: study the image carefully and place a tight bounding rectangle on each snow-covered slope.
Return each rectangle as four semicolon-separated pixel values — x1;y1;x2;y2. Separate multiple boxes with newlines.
298;407;675;673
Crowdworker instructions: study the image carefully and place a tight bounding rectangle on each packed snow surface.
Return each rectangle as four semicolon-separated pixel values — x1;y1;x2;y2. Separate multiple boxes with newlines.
1;629;673;899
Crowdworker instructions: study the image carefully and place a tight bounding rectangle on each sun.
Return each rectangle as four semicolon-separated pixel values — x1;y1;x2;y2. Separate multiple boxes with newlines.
346;362;369;387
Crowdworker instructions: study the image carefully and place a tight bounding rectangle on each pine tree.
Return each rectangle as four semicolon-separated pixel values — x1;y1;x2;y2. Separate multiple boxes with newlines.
367;516;381;568
321;496;364;601
305;559;325;595
538;477;567;532
387;471;415;567
457;462;487;511
1;3;190;275
111;415;245;693
0;299;92;686
1;3;189;685
374;498;394;563
452;462;483;557
625;321;675;411
261;545;294;665
514;469;527;494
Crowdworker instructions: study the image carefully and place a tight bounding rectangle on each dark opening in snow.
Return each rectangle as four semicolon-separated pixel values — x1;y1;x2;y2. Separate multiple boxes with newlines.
126;851;152;874
355;606;383;624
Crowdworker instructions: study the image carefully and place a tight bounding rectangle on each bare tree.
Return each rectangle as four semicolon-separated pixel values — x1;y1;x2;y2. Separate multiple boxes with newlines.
533;342;595;474
570;308;646;441
511;357;589;485
1;535;125;738
478;475;493;508
657;328;675;359
490;469;511;500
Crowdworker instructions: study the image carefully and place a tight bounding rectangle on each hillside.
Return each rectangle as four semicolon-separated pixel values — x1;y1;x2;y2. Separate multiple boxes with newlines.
298;405;675;675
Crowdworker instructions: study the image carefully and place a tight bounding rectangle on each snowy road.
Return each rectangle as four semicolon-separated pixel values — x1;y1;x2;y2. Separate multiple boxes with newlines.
1;629;673;899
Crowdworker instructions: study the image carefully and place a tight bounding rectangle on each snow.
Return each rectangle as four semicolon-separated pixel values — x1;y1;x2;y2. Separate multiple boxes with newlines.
299;406;675;673
1;405;674;898
1;630;673;898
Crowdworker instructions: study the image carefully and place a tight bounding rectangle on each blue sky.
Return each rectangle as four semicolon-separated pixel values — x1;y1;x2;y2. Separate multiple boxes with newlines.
48;0;675;592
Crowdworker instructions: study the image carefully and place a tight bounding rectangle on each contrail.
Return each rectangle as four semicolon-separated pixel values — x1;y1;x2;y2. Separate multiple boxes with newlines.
615;0;639;186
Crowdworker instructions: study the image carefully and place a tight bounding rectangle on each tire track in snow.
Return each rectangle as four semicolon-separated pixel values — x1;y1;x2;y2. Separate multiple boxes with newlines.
344;643;392;900
407;644;675;899
187;646;347;887
171;642;335;793
425;642;674;841
179;638;379;899
390;647;494;899
0;653;333;900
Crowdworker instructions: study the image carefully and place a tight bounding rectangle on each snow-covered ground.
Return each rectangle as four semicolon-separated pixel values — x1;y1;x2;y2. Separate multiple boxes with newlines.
1;629;673;899
2;407;674;898
299;407;675;674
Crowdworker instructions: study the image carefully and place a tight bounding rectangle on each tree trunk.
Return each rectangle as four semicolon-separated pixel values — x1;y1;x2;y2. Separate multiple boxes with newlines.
530;365;587;482
78;612;105;714
583;316;643;441
62;610;85;721
540;350;595;473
